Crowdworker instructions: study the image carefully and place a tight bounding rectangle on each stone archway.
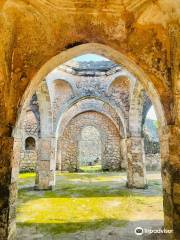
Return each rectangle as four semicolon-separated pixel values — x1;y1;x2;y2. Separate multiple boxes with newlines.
9;42;176;239
55;97;127;170
59;111;122;172
52;80;74;121
24;43;177;238
11;42;176;238
13;79;55;190
107;75;131;121
18;44;168;192
0;4;180;234
46;76;76;127
20;43;168;127
55;96;127;138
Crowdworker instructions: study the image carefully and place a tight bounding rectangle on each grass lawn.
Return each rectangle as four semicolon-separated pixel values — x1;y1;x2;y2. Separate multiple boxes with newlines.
79;164;102;172
17;169;163;239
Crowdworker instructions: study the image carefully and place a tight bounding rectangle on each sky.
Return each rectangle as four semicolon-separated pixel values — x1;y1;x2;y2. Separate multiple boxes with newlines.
74;54;157;121
75;54;109;62
146;106;157;120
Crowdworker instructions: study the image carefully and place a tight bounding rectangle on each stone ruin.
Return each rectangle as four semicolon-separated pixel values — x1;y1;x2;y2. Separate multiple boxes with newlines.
16;59;160;175
0;1;179;238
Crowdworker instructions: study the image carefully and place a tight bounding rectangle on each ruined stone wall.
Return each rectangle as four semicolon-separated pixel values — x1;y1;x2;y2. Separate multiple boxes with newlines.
19;110;38;172
144;135;160;154
145;153;161;171
143;118;160;171
59;111;122;172
21;62;160;174
143;119;160;154
144;136;160;171
79;126;101;166
20;150;37;172
108;76;130;120
0;1;179;238
44;62;161;174
46;62;128;173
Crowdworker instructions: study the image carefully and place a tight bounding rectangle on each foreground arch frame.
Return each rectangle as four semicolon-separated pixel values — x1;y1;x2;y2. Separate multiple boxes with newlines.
21;43;166;128
21;42;166;188
5;42;179;239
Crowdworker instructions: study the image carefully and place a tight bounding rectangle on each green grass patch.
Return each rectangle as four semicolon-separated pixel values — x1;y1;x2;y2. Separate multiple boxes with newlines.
17;171;163;237
19;172;36;179
80;164;102;173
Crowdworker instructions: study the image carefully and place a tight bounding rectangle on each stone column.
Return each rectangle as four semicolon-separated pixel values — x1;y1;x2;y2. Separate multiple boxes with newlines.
35;137;55;190
120;138;127;169
160;125;180;239
56;139;62;171
127;136;147;188
0;137;16;240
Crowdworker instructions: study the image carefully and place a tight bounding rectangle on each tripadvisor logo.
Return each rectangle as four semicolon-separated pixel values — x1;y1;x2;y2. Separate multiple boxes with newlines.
135;227;144;236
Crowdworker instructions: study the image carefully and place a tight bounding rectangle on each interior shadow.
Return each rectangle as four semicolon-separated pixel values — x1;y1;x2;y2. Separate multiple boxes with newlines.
18;183;162;209
17;219;169;240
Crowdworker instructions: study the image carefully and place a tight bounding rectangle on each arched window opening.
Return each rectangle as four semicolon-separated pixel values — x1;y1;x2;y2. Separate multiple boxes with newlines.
25;137;36;150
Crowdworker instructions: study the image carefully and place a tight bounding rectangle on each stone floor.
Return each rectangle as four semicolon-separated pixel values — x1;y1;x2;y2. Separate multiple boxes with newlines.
16;170;170;240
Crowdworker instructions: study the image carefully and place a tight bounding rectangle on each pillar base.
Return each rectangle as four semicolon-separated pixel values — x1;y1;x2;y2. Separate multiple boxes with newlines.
35;160;55;190
126;181;148;189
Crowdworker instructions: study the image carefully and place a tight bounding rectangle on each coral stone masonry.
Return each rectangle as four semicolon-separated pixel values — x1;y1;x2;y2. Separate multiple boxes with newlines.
0;1;179;239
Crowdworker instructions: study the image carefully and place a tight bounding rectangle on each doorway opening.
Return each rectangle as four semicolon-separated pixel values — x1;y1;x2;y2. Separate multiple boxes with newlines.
79;126;102;172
